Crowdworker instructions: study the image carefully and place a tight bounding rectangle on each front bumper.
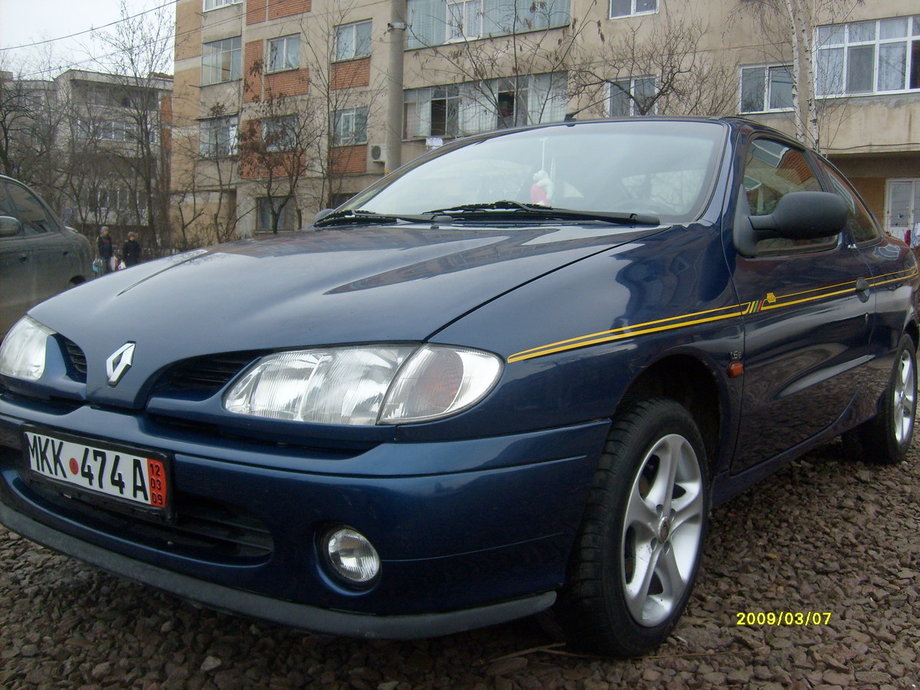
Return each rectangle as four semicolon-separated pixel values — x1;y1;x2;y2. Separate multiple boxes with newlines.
0;396;609;638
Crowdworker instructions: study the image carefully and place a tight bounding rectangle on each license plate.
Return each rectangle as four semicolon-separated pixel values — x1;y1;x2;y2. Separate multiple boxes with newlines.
22;428;170;517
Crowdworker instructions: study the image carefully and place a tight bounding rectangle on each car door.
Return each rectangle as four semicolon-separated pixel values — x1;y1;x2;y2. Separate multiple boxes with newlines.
815;158;918;407
3;178;69;302
730;137;874;472
0;180;39;337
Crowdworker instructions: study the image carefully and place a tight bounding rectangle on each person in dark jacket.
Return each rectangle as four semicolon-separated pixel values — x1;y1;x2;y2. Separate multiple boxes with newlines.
97;226;113;274
123;232;141;267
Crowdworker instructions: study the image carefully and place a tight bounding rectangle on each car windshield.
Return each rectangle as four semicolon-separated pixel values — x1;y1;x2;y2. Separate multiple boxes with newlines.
344;120;727;223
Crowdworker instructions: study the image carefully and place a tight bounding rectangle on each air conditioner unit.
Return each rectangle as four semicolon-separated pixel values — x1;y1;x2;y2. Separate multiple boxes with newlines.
369;143;386;164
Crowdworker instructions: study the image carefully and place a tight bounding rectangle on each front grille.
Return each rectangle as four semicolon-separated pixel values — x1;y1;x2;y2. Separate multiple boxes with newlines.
156;352;262;398
60;337;88;382
27;480;274;562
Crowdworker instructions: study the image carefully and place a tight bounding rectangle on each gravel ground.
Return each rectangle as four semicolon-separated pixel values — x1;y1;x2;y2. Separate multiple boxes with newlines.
1;437;918;690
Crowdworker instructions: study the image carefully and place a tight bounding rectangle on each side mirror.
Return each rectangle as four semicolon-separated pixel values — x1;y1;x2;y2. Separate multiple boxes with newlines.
735;191;848;257
0;216;22;238
750;191;848;240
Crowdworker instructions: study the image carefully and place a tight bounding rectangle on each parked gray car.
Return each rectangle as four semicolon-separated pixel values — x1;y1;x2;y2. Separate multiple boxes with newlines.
0;175;93;337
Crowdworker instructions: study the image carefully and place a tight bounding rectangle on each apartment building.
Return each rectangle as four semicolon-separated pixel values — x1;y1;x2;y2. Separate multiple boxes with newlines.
1;69;173;243
170;0;920;240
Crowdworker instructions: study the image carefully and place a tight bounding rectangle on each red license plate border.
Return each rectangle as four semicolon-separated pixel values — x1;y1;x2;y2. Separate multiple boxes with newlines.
20;425;175;522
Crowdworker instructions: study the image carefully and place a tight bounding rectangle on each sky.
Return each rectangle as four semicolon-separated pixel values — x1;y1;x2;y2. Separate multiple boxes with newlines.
0;0;174;78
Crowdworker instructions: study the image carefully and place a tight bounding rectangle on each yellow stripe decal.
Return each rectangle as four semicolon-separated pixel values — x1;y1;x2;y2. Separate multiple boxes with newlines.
507;266;919;363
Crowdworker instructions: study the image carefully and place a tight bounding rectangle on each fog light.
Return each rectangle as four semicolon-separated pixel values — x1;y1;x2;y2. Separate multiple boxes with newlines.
324;527;380;585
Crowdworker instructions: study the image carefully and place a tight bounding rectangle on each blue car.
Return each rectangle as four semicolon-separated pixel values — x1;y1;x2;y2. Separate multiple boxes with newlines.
0;118;916;657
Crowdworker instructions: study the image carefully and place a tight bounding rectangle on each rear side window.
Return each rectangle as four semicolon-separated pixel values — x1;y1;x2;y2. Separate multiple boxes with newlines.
817;161;881;243
3;181;58;235
743;139;836;252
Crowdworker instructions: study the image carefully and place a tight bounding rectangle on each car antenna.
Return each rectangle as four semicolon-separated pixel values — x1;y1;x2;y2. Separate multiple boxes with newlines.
564;96;612;123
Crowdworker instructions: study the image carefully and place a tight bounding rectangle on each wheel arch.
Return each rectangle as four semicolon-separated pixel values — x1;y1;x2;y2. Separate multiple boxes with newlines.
905;317;919;351
618;354;724;473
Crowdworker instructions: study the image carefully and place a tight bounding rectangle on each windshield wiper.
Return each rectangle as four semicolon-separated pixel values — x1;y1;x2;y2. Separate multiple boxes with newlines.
423;200;660;226
313;208;432;228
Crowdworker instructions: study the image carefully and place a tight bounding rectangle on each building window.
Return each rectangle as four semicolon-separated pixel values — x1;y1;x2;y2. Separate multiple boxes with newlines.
739;64;794;112
887;179;920;236
267;35;300;73
608;76;657;116
817;16;920;96
333;107;369;145
263;115;298;152
404;73;567;139
199;115;238;157
427;85;461;136
202;36;242;85
257;196;297;231
204;0;241;10
335;21;372;61
407;0;569;49
610;0;657;19
447;0;482;41
100;121;136;142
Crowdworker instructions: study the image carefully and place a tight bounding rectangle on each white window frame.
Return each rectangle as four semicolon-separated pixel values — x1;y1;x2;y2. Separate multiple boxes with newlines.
446;0;482;42
203;0;241;11
335;20;372;62
202;0;243;12
266;35;301;73
886;178;920;237
98;120;138;142
816;15;920;97
403;73;567;139
263;115;298;152
608;76;657;117
199;114;238;158
202;36;242;85
739;64;794;113
333;107;369;146
609;0;657;19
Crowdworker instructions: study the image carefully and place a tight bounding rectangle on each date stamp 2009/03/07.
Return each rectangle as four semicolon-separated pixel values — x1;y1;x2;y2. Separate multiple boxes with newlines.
736;612;832;626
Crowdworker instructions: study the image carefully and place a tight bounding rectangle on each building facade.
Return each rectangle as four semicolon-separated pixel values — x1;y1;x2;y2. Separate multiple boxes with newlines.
1;69;173;250
170;0;920;240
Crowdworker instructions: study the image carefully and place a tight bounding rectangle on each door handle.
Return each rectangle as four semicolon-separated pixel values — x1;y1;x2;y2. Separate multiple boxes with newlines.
18;254;28;263
855;278;870;303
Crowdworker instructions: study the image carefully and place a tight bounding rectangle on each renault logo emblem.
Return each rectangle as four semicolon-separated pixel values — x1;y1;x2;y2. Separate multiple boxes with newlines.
106;343;136;387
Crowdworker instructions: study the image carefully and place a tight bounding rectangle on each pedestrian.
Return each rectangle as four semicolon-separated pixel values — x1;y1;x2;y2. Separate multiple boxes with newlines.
97;226;113;274
911;222;920;262
123;232;141;267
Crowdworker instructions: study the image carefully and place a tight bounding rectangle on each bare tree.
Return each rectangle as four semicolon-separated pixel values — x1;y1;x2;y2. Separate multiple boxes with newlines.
297;2;386;211
405;1;584;134
738;0;863;151
91;0;174;252
171;100;247;248
567;12;736;119
0;62;64;197
238;58;322;232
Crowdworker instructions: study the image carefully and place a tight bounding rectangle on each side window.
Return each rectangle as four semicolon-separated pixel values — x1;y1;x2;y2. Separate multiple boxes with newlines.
817;161;881;243
742;139;836;252
4;182;58;235
0;182;16;217
0;182;22;238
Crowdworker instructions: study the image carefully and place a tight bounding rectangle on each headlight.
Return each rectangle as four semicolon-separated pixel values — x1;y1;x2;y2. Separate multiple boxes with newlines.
0;316;55;381
378;345;502;424
224;344;502;426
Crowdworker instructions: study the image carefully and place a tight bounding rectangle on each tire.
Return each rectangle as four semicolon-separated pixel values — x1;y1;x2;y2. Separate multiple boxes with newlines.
842;334;917;465
553;397;709;657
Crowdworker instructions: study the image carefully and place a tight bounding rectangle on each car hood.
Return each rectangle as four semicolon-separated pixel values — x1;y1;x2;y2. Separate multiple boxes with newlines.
30;223;662;406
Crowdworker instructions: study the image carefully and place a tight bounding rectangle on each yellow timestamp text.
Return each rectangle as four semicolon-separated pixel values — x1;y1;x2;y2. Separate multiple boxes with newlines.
735;611;832;626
